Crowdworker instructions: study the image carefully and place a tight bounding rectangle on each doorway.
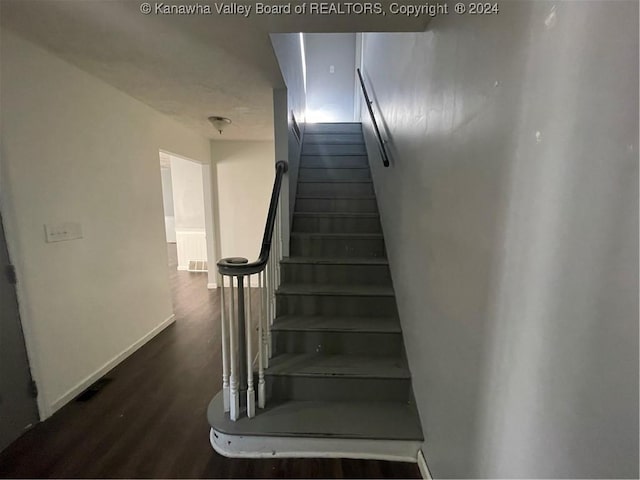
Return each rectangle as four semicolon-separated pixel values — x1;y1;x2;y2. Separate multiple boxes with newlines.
159;151;216;310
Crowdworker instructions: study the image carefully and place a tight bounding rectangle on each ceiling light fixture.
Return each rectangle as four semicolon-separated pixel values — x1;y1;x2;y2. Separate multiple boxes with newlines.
208;116;232;134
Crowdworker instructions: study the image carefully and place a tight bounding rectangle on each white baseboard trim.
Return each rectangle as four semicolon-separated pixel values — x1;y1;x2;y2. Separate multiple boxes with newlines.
207;283;218;289
417;449;433;479
177;266;188;271
48;313;176;415
210;428;421;462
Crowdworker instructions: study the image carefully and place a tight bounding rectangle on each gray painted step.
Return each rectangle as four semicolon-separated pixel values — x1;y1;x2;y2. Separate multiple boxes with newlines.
266;353;409;378
290;233;385;258
302;144;367;156
298;168;371;182
292;212;381;234
277;283;394;297
266;374;410;402
272;330;402;357
281;256;389;266
305;123;362;134
304;134;364;144
272;315;401;333
281;259;390;285
297;182;374;196
295;196;378;213
276;292;397;317
208;394;424;441
301;155;369;168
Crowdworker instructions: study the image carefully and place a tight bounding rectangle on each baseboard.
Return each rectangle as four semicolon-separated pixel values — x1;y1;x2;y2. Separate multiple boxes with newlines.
417;449;433;479
177;266;188;271
48;313;176;415
207;283;218;289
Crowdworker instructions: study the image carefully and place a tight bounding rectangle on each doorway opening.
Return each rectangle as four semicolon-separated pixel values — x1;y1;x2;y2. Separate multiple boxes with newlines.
159;151;215;312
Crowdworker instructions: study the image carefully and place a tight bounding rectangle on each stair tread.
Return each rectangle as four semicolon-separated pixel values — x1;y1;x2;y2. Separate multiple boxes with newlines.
298;180;373;183
266;353;409;378
304;141;365;146
293;212;378;217
296;195;376;199
299;165;370;170
277;283;393;296
281;256;388;265
273;315;401;333
290;232;383;238
208;394;423;441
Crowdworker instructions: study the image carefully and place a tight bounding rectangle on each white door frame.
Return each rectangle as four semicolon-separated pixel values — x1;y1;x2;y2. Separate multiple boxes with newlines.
159;149;218;289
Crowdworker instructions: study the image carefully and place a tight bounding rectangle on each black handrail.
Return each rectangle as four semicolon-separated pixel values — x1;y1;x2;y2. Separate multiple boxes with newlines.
357;68;390;168
217;160;288;276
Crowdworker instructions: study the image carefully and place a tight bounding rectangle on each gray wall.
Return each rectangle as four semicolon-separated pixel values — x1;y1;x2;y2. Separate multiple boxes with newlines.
361;1;638;478
305;33;356;122
270;33;307;255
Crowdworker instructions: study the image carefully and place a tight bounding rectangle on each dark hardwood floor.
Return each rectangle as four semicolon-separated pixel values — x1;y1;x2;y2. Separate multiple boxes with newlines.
0;244;420;479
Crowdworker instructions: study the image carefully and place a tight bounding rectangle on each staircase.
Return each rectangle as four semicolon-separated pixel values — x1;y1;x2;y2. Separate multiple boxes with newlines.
208;123;423;461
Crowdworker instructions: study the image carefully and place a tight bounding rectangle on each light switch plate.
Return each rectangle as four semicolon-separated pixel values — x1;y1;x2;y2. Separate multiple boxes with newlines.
44;222;83;243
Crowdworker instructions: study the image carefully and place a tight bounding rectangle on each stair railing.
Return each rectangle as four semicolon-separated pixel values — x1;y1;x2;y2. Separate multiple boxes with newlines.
357;68;390;167
217;160;288;421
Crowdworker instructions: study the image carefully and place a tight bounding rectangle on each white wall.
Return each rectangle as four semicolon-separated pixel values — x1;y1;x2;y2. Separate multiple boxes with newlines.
0;31;211;418
160;166;176;243
169;154;207;270
361;1;638;478
304;34;356;123
170;156;206;231
212;140;275;284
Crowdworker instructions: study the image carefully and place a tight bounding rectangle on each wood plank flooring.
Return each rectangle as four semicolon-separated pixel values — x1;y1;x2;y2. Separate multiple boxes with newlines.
0;245;420;478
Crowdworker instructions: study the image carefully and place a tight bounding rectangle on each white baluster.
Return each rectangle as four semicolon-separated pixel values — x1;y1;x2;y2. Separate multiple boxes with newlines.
245;275;255;418
278;206;283;282
219;274;230;412
267;252;274;358
261;268;270;368
271;239;277;325
228;276;240;421
274;208;279;287
258;270;266;407
276;206;281;287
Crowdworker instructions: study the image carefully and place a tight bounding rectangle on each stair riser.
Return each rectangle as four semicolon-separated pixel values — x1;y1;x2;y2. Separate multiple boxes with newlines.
304;134;364;144
301;156;369;168
297;182;374;197
302;144;367;156
276;295;397;317
281;263;391;285
305;123;362;134
272;331;402;356
290;236;385;257
295;198;378;213
298;169;371;182
292;216;381;234
266;376;410;402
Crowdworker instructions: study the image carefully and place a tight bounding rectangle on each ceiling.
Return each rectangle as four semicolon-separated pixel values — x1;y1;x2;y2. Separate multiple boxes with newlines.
1;0;428;141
